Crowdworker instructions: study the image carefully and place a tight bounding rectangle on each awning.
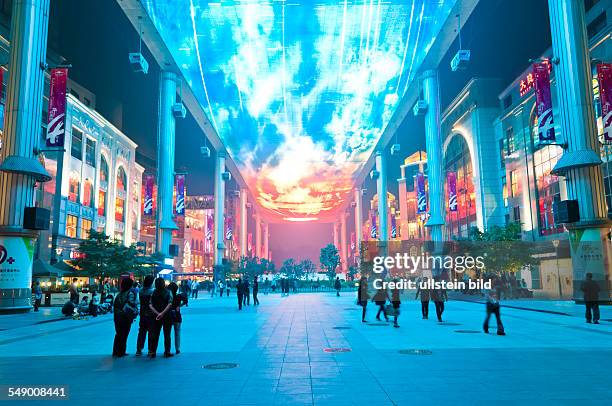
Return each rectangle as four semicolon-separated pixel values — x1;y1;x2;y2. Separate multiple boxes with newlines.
551;149;602;176
32;259;75;277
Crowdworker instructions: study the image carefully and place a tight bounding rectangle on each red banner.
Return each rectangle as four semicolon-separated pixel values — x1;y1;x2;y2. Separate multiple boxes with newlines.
533;62;556;142
597;63;612;143
46;68;68;147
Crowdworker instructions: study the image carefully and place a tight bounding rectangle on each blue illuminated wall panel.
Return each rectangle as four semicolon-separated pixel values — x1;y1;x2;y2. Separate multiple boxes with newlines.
142;0;456;221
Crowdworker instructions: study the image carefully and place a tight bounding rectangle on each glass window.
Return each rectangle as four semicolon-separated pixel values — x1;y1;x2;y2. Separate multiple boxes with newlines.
115;197;125;223
530;266;541;289
83;179;93;208
100;156;109;184
98;190;106;217
116;167;127;192
501;175;508;207
85;138;96;167
71;127;83;160
81;219;92;240
510;170;519;198
506;127;515;155
66;215;78;238
68;173;80;203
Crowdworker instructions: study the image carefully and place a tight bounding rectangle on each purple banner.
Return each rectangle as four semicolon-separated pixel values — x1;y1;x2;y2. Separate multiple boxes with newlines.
206;215;213;241
416;172;427;214
447;172;457;212
175;174;185;216
390;216;397;239
143;175;154;216
533;62;556;142
46;68;68;147
370;215;377;239
597;63;612;143
225;216;233;240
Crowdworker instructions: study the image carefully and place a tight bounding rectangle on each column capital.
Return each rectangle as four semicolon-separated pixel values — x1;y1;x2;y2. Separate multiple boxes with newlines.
422;69;438;80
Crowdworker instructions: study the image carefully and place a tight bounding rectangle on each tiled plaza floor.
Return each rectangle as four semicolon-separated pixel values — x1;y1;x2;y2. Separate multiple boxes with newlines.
0;292;610;405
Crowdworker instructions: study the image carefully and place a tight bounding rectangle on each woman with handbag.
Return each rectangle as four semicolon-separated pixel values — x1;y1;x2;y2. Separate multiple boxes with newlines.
167;282;188;355
373;286;390;322
357;276;370;322
112;278;138;357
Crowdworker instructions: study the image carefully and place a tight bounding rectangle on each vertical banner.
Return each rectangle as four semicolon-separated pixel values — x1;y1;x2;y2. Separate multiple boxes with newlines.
205;214;213;253
175;174;185;216
143;175;154;216
416;172;427;214
370;214;377;239
390;216;397;239
447;172;458;212
0;68;4;135
247;233;253;256
597;63;612;143
533;62;556;142
225;216;233;240
350;232;356;252
46;68;68;147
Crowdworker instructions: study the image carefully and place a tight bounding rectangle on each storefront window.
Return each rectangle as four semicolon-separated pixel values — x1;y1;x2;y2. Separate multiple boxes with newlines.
83;179;93;208
71;127;83;160
98;190;106;217
594;66;612;217
444;134;477;239
115;197;125;223
100;156;109;184
68;173;80;203
81;218;92;239
66;214;78;238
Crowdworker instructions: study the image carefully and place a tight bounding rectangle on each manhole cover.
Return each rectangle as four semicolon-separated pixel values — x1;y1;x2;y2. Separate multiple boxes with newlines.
323;348;351;353
455;330;480;334
399;349;432;355
438;322;461;326
202;363;238;370
367;322;388;326
333;326;351;330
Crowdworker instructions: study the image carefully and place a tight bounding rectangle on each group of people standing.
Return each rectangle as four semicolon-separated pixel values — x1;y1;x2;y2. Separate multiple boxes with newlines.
112;275;188;358
236;276;259;310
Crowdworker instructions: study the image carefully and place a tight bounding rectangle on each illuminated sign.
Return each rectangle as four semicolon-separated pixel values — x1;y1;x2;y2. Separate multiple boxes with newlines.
142;0;457;221
519;59;551;97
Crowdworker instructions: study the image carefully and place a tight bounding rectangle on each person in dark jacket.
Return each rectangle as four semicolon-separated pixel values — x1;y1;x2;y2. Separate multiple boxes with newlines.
148;278;173;358
33;281;43;311
391;280;401;328
253;276;260;305
236;278;244;310
373;286;390;322
168;282;188;354
112;278;138;357
334;277;341;297
483;289;505;335
136;275;155;356
415;277;431;319
243;278;251;306
581;273;601;324
357;276;369;322
431;276;448;322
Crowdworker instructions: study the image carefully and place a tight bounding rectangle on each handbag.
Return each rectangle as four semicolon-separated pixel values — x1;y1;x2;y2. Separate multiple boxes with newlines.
384;304;398;317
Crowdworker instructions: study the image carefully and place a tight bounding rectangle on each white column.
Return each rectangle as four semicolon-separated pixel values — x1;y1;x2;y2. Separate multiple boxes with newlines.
548;0;611;300
156;71;178;255
214;152;226;266
0;0;51;310
340;213;348;272
255;212;261;259
240;188;247;257
375;152;388;242
354;188;363;256
422;70;445;247
263;222;269;261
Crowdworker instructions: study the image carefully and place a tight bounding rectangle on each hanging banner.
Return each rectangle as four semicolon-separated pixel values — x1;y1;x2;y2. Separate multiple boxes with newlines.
448;172;458;212
46;68;68;147
350;232;356;251
533;62;556;142
416;172;427;214
247;233;253;255
597;63;612;143
225;216;233;241
175;174;185;216
370;215;377;239
0;68;4;135
143;175;154;216
206;215;213;240
390;216;397;239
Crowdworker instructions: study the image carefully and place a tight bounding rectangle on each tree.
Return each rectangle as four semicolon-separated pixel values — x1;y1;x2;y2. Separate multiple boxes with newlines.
347;265;359;281
239;256;264;280
300;259;316;280
319;244;340;282
280;258;296;278
74;230;113;283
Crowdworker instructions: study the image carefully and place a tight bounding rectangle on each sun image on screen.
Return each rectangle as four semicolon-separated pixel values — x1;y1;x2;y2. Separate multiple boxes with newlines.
141;0;457;222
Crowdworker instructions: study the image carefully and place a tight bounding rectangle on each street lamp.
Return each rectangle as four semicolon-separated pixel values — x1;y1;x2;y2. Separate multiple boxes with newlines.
552;239;562;299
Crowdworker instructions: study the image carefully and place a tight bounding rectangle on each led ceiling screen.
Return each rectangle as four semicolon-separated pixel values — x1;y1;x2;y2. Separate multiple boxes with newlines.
142;0;457;221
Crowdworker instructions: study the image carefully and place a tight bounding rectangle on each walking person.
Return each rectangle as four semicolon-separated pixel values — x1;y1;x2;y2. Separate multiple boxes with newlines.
149;278;174;358
210;278;217;297
431;276;448;322
334;276;341;297
112;278;138;358
167;282;189;354
253;276;260;305
236;278;244;310
357;276;369;322
136;275;155;356
69;278;79;305
373;286;390;322
483;289;505;335
581;273;601;324
226;281;231;297
191;279;199;299
391;279;401;328
243;278;250;306
33;281;42;311
219;279;225;297
415;277;431;319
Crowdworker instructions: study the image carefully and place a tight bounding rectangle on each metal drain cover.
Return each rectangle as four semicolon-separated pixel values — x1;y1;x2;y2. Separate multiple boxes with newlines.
455;329;480;334
202;363;238;370
399;349;432;355
439;322;461;326
323;348;351;353
333;326;351;330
